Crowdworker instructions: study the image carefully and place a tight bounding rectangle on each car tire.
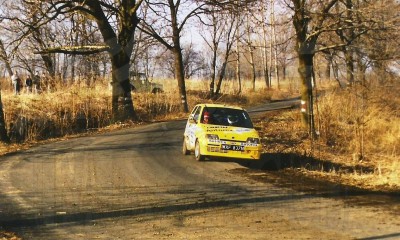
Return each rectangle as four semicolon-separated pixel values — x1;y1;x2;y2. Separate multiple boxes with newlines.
182;138;190;155
195;140;205;161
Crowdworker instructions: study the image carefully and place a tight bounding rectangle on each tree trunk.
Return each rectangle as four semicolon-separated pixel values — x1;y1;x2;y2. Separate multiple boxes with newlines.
210;48;217;98
216;32;236;96
261;1;270;88
235;23;241;95
236;51;241;94
345;0;355;86
169;1;189;113
85;0;140;121
41;54;55;78
262;44;270;88
292;0;329;135
356;52;367;84
213;12;237;97
208;12;218;98
296;40;316;136
246;15;256;91
0;93;10;143
325;53;332;80
250;50;256;91
282;65;287;81
0;40;13;76
268;0;274;89
215;62;227;96
110;52;136;122
344;49;355;85
270;0;280;89
173;47;189;113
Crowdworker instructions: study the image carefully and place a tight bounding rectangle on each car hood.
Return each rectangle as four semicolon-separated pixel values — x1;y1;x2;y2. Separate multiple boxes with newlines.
203;125;259;141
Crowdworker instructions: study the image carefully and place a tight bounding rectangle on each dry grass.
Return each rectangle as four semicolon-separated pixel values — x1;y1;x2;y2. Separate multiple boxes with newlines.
317;85;400;156
0;231;21;240
3;84;112;140
255;81;400;192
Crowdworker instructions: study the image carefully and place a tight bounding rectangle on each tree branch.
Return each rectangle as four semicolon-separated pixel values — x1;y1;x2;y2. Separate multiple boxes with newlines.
34;45;109;55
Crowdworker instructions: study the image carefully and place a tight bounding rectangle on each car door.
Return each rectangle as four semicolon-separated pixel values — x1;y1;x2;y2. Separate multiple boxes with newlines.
185;106;202;150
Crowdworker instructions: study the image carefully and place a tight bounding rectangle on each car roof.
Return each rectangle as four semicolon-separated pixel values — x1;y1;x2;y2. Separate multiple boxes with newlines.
194;103;244;111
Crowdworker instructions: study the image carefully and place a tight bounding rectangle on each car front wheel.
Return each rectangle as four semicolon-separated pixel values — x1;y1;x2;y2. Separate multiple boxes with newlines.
194;140;205;161
182;138;190;155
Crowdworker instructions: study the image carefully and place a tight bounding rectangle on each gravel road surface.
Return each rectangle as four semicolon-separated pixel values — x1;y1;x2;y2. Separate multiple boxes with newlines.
0;102;399;239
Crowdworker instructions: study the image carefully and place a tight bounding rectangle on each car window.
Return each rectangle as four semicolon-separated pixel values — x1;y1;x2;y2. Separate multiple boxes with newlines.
191;106;201;123
200;107;253;128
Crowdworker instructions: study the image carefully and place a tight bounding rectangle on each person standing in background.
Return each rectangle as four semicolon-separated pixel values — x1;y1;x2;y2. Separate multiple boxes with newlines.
33;71;41;94
41;72;48;92
11;71;22;95
25;75;33;93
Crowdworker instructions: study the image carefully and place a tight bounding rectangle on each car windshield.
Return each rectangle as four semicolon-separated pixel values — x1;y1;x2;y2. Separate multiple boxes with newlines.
201;107;254;128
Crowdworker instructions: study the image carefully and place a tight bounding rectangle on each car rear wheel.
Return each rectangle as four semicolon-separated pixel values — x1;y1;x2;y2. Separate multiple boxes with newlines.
195;140;205;161
182;138;190;155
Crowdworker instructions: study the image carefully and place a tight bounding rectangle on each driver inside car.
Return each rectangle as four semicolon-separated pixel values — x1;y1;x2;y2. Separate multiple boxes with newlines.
203;111;212;124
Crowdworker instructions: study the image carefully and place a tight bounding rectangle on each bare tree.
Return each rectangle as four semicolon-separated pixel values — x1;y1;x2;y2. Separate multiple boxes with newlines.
288;0;399;136
154;42;207;80
214;13;240;96
243;14;257;91
235;3;243;94
260;0;271;88
270;0;280;88
289;0;339;135
182;43;207;79
0;39;12;76
139;0;207;112
351;0;400;85
0;39;11;143
199;8;227;97
9;2;58;78
199;0;257;96
19;0;145;121
131;5;160;78
0;93;10;143
155;49;175;78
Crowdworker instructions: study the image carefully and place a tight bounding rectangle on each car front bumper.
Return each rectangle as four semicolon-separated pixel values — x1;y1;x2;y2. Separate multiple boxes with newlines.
201;143;262;160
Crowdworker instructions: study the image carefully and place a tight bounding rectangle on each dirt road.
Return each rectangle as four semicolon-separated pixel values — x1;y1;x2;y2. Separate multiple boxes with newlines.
0;119;399;239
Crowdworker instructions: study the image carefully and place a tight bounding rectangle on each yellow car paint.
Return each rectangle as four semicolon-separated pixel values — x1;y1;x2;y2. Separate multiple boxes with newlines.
183;104;262;161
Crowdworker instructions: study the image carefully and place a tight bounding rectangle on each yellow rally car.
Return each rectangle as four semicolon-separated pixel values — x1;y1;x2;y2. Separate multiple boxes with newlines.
182;104;262;161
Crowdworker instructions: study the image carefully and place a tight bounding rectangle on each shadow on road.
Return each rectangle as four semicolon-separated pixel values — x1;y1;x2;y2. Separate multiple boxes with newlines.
359;232;400;240
0;179;363;230
221;153;400;212
0;192;302;229
206;152;399;211
249;152;374;174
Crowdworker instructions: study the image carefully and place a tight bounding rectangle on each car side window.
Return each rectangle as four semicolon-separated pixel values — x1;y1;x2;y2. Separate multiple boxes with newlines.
190;106;201;123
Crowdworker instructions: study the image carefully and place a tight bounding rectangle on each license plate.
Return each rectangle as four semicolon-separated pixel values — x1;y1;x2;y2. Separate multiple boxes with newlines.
221;145;244;151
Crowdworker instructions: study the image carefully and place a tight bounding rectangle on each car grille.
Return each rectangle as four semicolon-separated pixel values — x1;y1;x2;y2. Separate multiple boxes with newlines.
207;146;227;153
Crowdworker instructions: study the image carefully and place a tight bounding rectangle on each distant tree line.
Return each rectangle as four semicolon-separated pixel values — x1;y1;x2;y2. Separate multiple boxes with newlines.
0;0;398;141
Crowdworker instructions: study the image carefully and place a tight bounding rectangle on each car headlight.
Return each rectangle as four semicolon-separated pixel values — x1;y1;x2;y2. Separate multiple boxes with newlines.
206;134;219;141
246;137;260;144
